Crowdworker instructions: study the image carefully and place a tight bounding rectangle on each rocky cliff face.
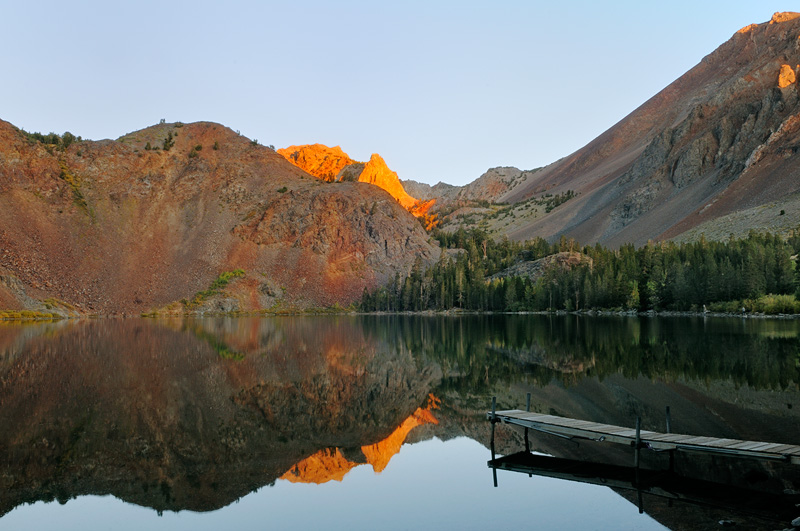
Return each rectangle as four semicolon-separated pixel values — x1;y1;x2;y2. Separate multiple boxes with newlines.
0;121;438;314
499;11;800;246
278;143;433;216
420;12;800;246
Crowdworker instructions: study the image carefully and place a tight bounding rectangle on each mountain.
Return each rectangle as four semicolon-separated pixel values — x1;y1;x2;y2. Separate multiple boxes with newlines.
278;144;434;216
427;12;800;246
0;121;438;315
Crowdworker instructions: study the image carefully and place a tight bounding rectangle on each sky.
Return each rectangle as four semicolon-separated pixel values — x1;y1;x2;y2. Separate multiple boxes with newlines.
0;1;782;186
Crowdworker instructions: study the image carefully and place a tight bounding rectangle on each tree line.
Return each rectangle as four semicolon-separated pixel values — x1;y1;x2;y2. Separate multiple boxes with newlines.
360;228;800;313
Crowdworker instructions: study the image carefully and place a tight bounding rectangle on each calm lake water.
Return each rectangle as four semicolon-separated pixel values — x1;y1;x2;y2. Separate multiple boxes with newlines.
1;315;800;530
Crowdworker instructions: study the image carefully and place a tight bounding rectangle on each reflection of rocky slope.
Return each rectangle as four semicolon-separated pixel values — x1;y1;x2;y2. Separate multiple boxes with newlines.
281;401;438;483
0;121;438;314
0;317;441;515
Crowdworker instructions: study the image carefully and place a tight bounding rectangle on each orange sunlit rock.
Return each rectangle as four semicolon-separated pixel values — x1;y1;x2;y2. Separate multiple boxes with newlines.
276;144;356;182
278;144;430;220
357;154;418;211
280;396;440;484
779;64;797;88
770;12;800;24
409;198;436;217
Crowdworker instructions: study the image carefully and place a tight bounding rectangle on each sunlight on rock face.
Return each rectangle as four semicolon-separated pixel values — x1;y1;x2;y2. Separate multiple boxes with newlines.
778;64;797;88
277;144;435;218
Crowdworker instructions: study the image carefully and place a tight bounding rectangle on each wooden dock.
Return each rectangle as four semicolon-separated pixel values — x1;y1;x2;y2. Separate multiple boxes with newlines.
488;409;800;465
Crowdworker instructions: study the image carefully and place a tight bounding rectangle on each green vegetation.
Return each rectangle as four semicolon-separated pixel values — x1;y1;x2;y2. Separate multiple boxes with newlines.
184;269;246;309
187;325;245;361
58;163;92;218
163;132;175;151
20;130;82;151
0;310;63;320
361;228;800;313
277;186;288;193
542;190;576;213
213;141;220;150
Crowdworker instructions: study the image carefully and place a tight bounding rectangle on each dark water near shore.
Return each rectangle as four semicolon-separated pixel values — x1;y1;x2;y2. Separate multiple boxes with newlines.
1;315;799;530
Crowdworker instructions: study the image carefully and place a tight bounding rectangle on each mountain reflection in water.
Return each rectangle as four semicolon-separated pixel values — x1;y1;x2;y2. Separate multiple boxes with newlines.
1;315;799;529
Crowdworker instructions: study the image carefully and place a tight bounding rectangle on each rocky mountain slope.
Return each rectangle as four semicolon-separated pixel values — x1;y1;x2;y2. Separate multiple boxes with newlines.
425;12;800;246
0;120;438;315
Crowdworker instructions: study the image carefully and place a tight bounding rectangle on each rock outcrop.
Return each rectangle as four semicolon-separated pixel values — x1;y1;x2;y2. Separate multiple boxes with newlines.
489;251;592;282
778;64;797;88
276;144;356;182
0;120;439;314
278;143;433;217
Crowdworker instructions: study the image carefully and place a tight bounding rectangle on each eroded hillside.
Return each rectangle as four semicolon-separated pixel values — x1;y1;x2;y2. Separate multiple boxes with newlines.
0;121;438;314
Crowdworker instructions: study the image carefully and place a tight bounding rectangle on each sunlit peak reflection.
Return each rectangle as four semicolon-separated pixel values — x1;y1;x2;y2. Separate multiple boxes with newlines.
280;395;440;484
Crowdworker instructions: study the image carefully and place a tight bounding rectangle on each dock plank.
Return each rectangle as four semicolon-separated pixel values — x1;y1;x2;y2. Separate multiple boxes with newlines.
489;410;800;465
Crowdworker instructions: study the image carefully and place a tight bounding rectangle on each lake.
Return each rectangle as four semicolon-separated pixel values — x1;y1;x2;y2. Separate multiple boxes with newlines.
1;315;799;530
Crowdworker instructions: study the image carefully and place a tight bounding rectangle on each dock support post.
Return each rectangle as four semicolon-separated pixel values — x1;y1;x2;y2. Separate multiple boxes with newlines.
524;393;531;453
635;415;642;513
665;406;675;472
491;396;497;487
634;416;641;469
665;406;671;434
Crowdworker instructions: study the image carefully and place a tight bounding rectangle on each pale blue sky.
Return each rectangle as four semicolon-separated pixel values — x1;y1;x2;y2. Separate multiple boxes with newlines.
0;1;780;185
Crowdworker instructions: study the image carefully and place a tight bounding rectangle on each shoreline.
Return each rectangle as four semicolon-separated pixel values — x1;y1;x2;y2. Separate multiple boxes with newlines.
2;308;800;321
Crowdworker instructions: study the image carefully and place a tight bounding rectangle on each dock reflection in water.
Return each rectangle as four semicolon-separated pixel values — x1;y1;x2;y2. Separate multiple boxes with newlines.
489;452;800;526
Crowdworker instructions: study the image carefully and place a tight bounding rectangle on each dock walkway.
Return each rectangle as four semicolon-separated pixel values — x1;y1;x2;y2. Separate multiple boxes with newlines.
489;409;800;465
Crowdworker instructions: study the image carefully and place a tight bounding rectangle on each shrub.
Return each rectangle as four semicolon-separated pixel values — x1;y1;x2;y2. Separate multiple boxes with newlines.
753;294;800;314
184;269;246;309
277;186;288;193
213;141;220;150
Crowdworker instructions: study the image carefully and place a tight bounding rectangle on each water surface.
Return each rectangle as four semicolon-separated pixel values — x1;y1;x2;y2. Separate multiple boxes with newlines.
1;315;799;529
